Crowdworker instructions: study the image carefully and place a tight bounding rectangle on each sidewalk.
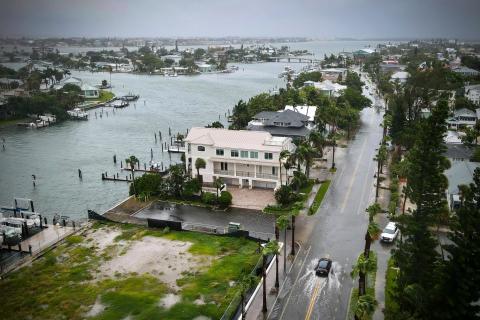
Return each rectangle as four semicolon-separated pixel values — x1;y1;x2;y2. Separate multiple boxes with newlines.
245;237;300;320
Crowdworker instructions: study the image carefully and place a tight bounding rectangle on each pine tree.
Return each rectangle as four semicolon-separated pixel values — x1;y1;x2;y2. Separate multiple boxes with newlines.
393;99;450;318
432;168;480;319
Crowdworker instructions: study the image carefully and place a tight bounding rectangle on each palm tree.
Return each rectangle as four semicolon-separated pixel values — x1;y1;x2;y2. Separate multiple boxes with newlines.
297;142;315;179
276;214;290;274
125;155;139;195
351;253;376;296
283;157;294;185
354;294;378;320
239;274;257;320
261;240;280;313
364;222;381;258
279;150;291;186
213;177;224;201
194;157;206;182
290;212;298;256
308;130;326;158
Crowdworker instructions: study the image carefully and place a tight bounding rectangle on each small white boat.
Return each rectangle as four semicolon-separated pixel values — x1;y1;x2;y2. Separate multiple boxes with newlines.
67;108;89;120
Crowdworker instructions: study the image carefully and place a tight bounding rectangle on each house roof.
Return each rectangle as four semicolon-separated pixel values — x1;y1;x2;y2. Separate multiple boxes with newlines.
391;71;409;80
446;161;480;194
80;83;98;91
185;127;291;151
252;109;308;128
284;105;317;122
454;108;476;118
453;66;480;74
444;144;474;160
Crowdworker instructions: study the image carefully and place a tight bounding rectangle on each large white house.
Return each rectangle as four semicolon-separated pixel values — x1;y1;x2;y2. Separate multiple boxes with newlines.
184;127;296;189
465;84;480;106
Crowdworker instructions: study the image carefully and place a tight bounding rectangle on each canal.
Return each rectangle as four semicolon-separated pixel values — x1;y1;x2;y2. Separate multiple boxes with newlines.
0;41;386;220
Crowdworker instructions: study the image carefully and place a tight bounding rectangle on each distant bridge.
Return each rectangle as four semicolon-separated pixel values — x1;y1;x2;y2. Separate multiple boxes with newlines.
267;56;322;64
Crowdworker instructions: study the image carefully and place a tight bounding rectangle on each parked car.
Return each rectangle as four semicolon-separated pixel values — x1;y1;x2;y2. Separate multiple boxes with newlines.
315;258;332;277
381;222;399;243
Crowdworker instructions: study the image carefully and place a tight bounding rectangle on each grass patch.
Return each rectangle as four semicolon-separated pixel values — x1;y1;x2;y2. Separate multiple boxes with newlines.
308;180;331;215
348;252;378;320
385;257;400;320
0;223;260;320
329;167;337;173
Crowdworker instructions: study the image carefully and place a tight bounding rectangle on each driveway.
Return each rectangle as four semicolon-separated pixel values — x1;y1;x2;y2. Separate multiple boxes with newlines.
228;186;276;211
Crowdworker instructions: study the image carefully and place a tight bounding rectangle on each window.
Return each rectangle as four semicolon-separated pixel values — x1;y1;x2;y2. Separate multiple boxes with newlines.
216;149;224;156
221;162;228;171
250;151;258;159
241;150;249;158
231;150;239;157
264;152;273;160
272;167;277;175
197;146;205;152
188;144;191;152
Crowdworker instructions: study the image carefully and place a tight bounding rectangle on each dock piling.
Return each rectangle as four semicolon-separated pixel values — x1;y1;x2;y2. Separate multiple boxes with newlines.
78;169;82;179
113;154;117;164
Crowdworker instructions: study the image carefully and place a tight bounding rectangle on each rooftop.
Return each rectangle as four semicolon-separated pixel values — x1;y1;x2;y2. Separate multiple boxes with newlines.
284;105;317;122
446;160;480;194
185;127;291;151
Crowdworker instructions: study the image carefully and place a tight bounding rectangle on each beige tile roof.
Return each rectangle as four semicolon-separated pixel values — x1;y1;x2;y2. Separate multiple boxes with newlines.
185;127;289;151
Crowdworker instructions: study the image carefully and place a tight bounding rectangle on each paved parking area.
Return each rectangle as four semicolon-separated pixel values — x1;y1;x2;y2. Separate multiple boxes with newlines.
228;186;276;211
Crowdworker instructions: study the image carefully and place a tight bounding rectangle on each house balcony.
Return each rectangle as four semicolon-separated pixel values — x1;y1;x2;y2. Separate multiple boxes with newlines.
213;168;234;176
236;170;255;178
255;172;278;180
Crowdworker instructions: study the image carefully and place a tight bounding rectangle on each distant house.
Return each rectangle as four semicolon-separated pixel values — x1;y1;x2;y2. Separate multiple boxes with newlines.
303;80;347;97
444;143;477;211
247;109;312;139
452;66;480;77
465;84;480;106
184;127;296;189
54;76;99;99
446;108;478;130
379;63;406;74
390;71;409;84
320;68;347;82
197;63;216;73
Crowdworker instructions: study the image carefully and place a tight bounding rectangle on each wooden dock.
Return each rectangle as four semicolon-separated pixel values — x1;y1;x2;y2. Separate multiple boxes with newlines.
101;173;132;182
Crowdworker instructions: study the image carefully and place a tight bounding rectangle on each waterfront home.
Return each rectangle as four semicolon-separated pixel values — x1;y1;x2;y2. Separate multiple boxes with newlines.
379;63;406;74
197;63;216;73
446;108;478;130
465;84;480;105
390;71;410;84
184;127;296;189
54;77;99;99
247;109;312;139
303;79;347;97
452;66;480;77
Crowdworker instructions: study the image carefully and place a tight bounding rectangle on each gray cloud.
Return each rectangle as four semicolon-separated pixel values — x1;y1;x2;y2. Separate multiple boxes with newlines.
1;0;479;39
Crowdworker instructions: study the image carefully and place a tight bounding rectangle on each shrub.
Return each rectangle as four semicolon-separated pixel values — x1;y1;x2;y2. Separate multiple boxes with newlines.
275;185;296;207
218;191;233;208
201;192;216;205
183;178;201;198
130;173;162;196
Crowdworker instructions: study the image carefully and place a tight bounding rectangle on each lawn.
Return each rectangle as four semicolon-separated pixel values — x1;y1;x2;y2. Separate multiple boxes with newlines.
308;180;331;215
264;179;315;215
0;222;261;320
348;252;378;320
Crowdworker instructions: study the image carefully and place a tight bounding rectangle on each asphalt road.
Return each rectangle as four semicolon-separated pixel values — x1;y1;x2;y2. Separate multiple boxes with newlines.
268;87;385;319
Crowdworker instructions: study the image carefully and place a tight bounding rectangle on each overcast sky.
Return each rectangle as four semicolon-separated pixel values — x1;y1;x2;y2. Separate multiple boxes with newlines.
1;0;479;39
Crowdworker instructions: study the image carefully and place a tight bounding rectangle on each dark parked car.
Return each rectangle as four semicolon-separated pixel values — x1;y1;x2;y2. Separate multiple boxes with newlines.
315;258;332;277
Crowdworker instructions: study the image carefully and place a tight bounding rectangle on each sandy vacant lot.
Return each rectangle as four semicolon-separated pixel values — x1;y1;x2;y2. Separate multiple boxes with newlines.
86;226;211;290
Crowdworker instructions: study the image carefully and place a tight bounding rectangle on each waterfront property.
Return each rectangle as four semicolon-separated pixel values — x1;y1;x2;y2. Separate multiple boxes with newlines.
54;76;99;98
303;79;347;97
184;127;296;189
319;67;348;82
247;109;312;139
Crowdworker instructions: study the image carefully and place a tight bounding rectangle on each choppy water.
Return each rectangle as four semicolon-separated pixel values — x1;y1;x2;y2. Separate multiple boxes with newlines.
0;41;386;220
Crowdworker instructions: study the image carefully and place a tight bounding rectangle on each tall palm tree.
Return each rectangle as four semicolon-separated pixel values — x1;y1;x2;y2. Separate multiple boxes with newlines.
351;253;376;296
239;274;257;320
364;203;381;258
296;142;315;179
354;294;378;320
125;155;139;195
195;157;206;181
279;150;291;186
290;212;298;256
308;129;326;158
261;240;280;314
276;214;290;274
283;157;294;185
